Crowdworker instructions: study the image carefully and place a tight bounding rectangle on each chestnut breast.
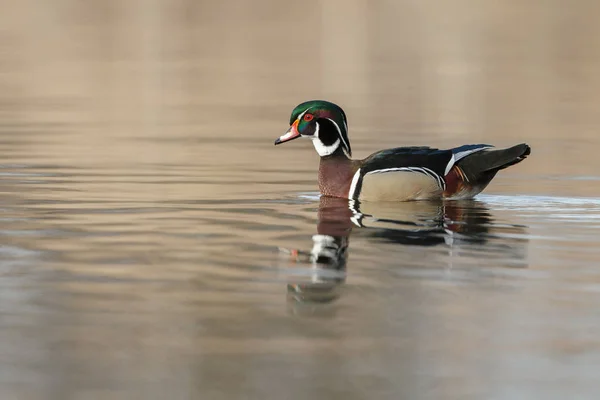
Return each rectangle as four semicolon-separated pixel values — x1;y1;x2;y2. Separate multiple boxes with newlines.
318;158;359;199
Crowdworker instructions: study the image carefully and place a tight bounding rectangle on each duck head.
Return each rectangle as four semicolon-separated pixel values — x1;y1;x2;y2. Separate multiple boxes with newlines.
274;100;351;158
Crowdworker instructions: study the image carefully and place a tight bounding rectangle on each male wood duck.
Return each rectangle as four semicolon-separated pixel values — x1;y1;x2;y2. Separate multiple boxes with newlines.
274;100;531;201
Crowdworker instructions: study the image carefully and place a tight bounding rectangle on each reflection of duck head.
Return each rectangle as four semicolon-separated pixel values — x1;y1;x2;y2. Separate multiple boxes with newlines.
285;196;528;307
286;197;352;305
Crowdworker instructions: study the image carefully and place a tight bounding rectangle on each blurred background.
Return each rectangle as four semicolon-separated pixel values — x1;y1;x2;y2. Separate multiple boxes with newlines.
1;1;600;399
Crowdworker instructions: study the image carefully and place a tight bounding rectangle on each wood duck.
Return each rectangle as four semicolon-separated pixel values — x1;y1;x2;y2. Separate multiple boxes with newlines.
274;100;531;201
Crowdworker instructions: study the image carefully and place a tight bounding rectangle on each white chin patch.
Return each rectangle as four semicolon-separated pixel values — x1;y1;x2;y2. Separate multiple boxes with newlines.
310;121;341;157
311;137;340;157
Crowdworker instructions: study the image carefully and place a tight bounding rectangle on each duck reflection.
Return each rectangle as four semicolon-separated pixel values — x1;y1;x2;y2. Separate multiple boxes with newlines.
285;196;528;306
352;198;493;246
285;197;352;304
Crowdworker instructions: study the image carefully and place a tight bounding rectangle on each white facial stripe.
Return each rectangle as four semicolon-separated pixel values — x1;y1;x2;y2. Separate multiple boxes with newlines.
325;118;350;155
348;168;361;199
296;107;312;123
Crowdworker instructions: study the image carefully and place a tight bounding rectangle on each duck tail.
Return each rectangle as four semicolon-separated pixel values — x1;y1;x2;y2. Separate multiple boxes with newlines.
457;143;531;184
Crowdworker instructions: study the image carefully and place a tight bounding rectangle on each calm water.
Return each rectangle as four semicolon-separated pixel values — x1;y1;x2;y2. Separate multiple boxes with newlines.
2;1;600;399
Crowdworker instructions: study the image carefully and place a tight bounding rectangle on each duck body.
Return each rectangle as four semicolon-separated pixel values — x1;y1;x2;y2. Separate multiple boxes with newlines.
323;143;530;201
275;100;531;202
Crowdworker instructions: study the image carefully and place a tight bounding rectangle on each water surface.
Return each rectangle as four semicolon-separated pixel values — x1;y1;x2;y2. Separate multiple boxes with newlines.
2;1;600;399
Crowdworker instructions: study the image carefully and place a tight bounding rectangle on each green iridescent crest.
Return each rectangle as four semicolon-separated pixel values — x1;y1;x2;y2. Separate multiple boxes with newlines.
289;100;351;156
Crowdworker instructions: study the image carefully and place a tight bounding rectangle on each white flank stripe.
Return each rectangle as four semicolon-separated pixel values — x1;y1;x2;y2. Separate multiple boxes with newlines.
366;167;445;190
421;167;445;189
348;169;362;199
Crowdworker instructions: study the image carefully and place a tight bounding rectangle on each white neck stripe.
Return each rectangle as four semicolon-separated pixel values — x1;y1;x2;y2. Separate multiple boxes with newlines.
324;118;350;155
312;121;341;156
312;137;340;157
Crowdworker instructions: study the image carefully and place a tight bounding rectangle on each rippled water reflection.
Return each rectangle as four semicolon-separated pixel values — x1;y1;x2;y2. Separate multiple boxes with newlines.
2;156;600;398
3;0;600;398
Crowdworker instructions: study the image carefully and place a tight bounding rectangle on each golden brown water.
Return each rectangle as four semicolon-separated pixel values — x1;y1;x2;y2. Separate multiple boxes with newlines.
2;1;600;398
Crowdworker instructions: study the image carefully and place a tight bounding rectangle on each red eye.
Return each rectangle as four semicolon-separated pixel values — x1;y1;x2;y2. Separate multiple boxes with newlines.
303;113;314;122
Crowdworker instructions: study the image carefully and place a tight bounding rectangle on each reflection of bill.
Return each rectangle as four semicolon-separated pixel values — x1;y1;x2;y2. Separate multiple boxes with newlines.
286;234;348;304
284;197;353;304
281;196;529;306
